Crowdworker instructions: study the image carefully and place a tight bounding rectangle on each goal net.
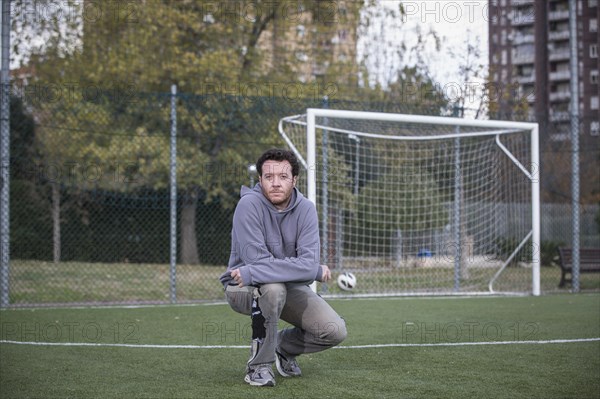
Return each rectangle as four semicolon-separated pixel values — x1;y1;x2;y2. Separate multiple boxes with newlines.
279;109;540;296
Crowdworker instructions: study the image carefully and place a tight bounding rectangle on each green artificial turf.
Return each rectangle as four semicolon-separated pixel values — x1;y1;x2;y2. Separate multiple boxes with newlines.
1;294;599;398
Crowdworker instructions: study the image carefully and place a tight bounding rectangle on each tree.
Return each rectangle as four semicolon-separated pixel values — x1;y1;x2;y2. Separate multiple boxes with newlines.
447;30;487;119
15;0;456;265
17;1;366;264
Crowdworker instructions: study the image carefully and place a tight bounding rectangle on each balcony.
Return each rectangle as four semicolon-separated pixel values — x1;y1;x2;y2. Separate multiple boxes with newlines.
513;34;535;45
549;111;571;122
512;13;535;26
548;10;570;21
549;91;571;102
516;74;535;84
549;70;571;81
513;52;535;64
550;132;570;142
548;30;570;41
549;50;571;61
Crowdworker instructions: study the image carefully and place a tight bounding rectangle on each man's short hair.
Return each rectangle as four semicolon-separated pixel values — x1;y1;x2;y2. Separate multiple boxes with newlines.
256;148;300;177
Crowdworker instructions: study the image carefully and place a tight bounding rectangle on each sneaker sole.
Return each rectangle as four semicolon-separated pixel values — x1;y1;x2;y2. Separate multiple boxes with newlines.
275;355;291;377
244;374;275;387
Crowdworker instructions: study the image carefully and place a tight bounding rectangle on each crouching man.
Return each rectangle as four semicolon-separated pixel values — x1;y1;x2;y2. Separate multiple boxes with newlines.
219;148;347;387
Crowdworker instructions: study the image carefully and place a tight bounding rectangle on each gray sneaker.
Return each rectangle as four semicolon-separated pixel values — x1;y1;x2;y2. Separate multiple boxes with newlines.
244;364;275;387
275;349;302;377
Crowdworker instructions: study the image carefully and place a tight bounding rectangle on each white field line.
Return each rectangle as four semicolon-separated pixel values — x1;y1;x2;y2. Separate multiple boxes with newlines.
1;338;598;350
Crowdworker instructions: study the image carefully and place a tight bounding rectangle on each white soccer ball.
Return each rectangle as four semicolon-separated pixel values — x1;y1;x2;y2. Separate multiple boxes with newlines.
337;272;357;291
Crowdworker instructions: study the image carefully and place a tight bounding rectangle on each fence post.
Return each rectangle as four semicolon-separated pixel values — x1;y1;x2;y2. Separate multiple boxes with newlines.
0;0;11;308
453;126;461;292
321;96;329;274
568;0;580;292
170;85;178;303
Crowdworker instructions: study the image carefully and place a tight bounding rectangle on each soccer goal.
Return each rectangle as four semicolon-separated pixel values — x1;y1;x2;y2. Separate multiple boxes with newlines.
279;109;540;296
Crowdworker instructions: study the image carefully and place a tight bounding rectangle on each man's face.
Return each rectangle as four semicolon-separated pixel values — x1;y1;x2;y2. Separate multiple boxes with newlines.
259;160;297;210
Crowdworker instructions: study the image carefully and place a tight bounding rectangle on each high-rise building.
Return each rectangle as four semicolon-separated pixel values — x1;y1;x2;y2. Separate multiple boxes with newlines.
488;0;599;141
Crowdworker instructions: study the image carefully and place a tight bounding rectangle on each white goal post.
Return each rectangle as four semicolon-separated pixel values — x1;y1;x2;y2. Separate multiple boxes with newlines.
279;108;540;296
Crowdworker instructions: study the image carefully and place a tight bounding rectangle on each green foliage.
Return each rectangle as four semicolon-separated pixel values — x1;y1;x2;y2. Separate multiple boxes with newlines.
22;0;451;198
10;186;234;265
10;179;52;260
14;0;456;265
9;95;52;259
10;96;37;178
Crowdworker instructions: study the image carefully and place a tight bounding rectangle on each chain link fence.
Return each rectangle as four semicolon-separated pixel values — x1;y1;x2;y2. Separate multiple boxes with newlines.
3;88;600;306
7;89;319;305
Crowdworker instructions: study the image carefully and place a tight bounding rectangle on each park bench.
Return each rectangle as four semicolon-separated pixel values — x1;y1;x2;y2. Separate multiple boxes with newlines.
557;247;600;287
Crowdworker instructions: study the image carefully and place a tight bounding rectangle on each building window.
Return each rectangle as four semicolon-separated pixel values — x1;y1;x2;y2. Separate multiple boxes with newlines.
502;50;507;65
592;70;599;84
591;96;599;110
590;0;597;8
591;19;598;33
591;121;600;136
591;44;598;58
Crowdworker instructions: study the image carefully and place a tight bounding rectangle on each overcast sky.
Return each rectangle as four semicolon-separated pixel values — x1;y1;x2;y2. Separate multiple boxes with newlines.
358;0;489;113
418;1;489;82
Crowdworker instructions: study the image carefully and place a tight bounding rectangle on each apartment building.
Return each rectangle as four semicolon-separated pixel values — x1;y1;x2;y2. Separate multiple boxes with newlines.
257;1;359;85
489;0;599;141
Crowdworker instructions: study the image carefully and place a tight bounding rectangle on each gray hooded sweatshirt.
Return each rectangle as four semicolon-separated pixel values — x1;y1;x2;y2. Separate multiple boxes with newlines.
219;184;323;287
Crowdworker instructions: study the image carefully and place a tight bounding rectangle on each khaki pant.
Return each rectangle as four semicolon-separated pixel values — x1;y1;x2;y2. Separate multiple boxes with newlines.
225;283;347;370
